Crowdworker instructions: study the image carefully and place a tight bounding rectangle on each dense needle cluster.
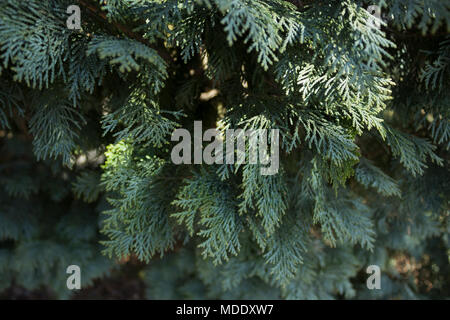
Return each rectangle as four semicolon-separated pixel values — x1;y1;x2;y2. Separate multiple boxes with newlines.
0;0;448;299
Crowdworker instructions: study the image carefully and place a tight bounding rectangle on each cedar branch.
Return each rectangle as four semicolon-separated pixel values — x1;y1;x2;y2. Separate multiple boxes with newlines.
77;0;172;63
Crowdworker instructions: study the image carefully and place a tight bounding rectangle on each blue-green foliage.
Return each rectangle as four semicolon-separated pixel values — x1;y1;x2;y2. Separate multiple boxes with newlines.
0;0;448;299
0;138;113;298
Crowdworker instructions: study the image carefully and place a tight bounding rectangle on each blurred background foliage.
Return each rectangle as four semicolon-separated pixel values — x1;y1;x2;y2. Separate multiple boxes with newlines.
0;0;448;299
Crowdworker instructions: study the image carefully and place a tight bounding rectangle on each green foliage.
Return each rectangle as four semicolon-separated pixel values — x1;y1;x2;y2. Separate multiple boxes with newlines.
0;138;113;298
0;0;448;299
